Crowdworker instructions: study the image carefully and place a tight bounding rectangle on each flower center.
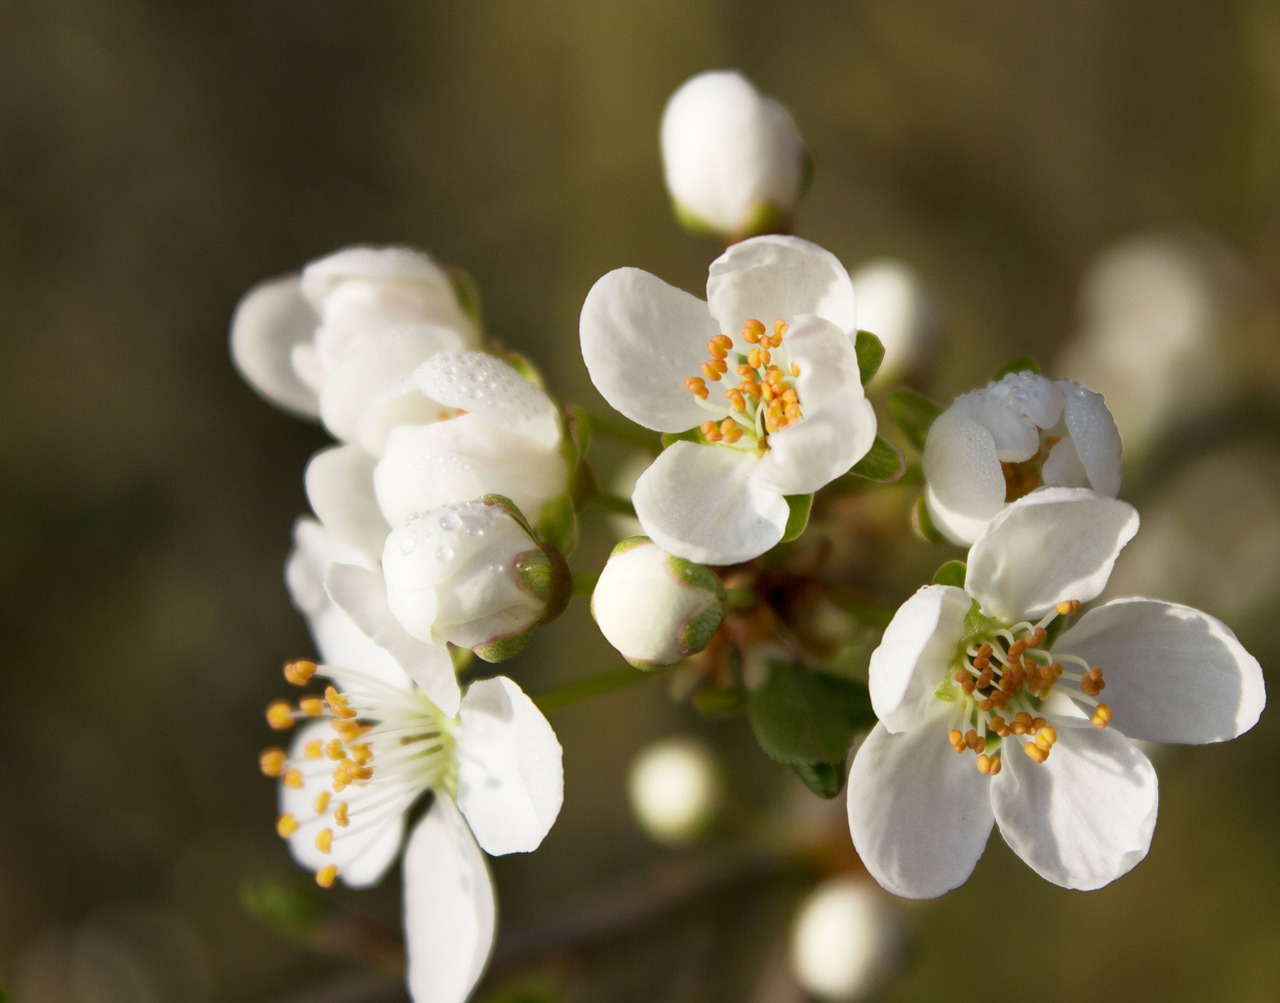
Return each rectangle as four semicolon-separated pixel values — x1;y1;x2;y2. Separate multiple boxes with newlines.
261;659;457;887
939;601;1112;776
1000;433;1060;502
682;318;802;453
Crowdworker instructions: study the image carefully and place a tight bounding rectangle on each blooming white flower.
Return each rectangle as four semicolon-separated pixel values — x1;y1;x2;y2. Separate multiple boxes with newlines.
382;497;568;662
375;351;570;527
230;245;480;448
788;876;902;1002
592;537;726;667
848;258;936;389
262;609;562;1003
847;488;1265;897
661;70;808;238
580;235;877;565
922;371;1122;545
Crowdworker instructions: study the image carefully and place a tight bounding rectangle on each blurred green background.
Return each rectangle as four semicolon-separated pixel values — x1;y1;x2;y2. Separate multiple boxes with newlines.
3;1;1280;1000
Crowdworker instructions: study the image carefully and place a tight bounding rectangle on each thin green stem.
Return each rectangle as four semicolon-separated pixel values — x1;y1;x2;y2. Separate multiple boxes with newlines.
534;666;654;714
590;491;636;517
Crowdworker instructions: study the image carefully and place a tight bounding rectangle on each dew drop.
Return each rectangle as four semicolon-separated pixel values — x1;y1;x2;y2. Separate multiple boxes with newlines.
436;546;454;562
439;512;462;531
399;535;417;555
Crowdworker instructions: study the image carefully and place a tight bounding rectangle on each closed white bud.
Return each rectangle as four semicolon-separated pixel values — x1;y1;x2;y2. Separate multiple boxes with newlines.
661;71;808;239
849;258;937;388
627;736;724;845
789;876;903;1001
591;537;726;668
382;496;567;662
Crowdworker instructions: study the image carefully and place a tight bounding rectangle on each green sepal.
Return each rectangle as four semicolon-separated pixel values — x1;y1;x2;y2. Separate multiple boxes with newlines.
911;492;945;543
782;493;813;542
746;661;875;774
450;645;474;674
692;685;747;719
672;199;726;239
661;425;711;449
888;389;942;453
446;265;484;334
792;761;847;799
962;598;1000;646
668;551;728;658
680;602;727;659
498;349;546;390
854;330;885;386
536;493;578;556
994;356;1041;380
735;201;792;240
846;436;906;483
933;560;967;588
473;541;570;664
241;876;326;940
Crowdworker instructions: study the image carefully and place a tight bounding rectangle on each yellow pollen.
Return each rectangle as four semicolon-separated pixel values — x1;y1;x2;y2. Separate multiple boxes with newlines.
325;739;346;761
701;362;723;383
1056;599;1081;617
1091;703;1113;729
299;697;325;717
276;813;300;838
315;865;338;889
1024;742;1049;764
742;319;766;343
684;376;709;400
332;720;365;740
282;768;304;790
949;729;965;753
304;739;323;759
333;802;350;828
315;828;334;854
266;701;294;731
284;659;317;686
325;685;358;720
259;748;286;777
314;791;331;814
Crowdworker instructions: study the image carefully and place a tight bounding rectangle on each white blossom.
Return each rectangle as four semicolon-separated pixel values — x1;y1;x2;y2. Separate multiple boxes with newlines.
922;371;1121;545
848;258;936;389
661;70;808;238
580;235;876;565
847;488;1265;897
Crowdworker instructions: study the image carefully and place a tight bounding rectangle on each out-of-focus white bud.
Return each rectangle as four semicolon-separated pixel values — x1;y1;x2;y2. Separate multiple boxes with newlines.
661;70;808;239
381;496;568;662
922;371;1121;545
230;245;480;442
591;537;726;669
849;258;937;389
788;876;903;1002
626;736;723;845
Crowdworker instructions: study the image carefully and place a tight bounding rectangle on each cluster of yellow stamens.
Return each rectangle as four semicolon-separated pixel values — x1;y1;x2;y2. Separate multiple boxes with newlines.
1001;434;1061;502
682;318;803;451
945;599;1114;774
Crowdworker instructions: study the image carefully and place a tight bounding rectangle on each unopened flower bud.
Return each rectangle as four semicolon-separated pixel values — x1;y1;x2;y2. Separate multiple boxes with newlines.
849;258;937;389
661;70;808;239
788;876;903;1001
382;496;568;662
626;736;724;845
592;537;726;668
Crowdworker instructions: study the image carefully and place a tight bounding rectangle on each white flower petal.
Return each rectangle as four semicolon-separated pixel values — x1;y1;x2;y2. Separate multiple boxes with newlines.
966;488;1139;621
1059;381;1122;497
633;442;790;565
302;245;455;302
456;677;564;856
285;520;408;688
706;235;856;338
1060;598;1265;743
1040;435;1089;489
404;798;496;1003
783;314;862;413
992;726;1158;890
319;326;461;445
229;275;321;417
579;268;719;432
922;409;1005;546
847;718;995;898
753;392;877;496
304;445;389;558
279;721;406;888
413;351;562;451
869;585;971;733
324;563;460;716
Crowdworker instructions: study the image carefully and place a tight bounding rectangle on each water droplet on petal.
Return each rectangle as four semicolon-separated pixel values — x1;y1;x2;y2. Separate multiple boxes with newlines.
436;546;454;562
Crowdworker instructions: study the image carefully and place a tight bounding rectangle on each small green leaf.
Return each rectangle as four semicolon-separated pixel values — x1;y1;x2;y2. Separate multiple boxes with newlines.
962;599;1000;644
792;761;846;799
888;390;942;452
847;436;906;483
692;685;747;719
737;201;791;239
911;492;945;543
933;560;967;588
854;330;885;386
994;356;1041;380
536;494;578;555
661;426;710;449
746;661;875;770
782;493;813;542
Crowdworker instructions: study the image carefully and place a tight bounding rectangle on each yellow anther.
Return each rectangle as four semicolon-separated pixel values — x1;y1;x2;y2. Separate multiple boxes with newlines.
349;744;373;766
977;754;994;775
748;347;763;369
266;701;295;731
284;659;318;686
709;334;733;356
700;420;718;438
790;362;800;377
722;425;743;444
325;685;358;720
743;319;766;343
299;697;325;717
333;802;350;828
726;389;746;412
314;791;331;814
684;376;709;400
1024;742;1049;764
701;362;723;382
325;740;346;761
259;748;286;777
276;813;300;838
332;720;364;739
315;828;334;854
1038;725;1057;745
766;369;785;385
948;729;965;752
988;755;1003;776
304;739;323;759
1091;703;1113;729
1034;732;1055;753
282;768;304;790
315;865;338;889
1056;600;1081;617
773;318;788;339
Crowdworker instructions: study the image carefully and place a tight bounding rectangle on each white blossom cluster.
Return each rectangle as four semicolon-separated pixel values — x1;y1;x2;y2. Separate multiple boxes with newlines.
233;69;1265;1002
